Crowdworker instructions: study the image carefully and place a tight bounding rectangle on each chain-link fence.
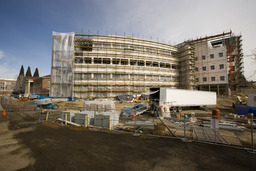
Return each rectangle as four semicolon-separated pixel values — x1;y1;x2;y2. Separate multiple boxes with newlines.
1;96;255;153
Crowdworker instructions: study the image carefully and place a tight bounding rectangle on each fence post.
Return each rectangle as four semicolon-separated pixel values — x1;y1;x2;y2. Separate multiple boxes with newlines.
65;114;67;125
46;110;49;121
109;117;111;130
184;114;186;139
251;113;254;151
134;114;136;134
215;127;217;144
85;115;87;128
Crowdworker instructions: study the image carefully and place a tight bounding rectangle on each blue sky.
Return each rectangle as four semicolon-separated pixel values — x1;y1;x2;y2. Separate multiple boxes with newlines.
0;0;256;81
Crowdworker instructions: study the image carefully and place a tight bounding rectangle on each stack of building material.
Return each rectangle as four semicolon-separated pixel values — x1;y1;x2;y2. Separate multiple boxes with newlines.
83;100;115;112
59;110;78;122
59;109;119;128
94;115;111;128
96;112;119;128
74;111;96;125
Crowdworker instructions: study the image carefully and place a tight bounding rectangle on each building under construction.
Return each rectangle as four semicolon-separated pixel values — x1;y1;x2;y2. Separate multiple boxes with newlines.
187;31;245;95
50;31;245;99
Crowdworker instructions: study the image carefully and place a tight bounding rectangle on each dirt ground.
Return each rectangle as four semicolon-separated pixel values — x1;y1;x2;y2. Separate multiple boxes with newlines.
0;110;256;171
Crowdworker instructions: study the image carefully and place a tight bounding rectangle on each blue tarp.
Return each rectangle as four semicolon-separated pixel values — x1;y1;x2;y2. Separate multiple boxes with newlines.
120;102;147;116
234;105;256;117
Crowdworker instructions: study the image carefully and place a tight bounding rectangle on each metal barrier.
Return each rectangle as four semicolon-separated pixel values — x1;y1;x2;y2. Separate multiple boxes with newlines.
1;96;255;153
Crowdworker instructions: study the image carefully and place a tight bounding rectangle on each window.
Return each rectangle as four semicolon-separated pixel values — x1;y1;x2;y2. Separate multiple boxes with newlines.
195;67;198;71
210;54;214;59
195;57;198;61
121;59;128;65
228;55;235;62
219;64;224;69
210;65;215;70
103;58;111;64
165;63;171;68
195;78;199;82
211;77;215;81
94;58;102;64
84;58;92;64
232;55;236;62
172;65;177;69
130;60;137;65
138;60;145;66
203;77;207;82
146;61;152;67
75;58;83;63
112;59;120;64
232;66;235;71
202;55;206;60
202;66;206;71
220;76;225;81
219;52;223;57
160;63;165;68
153;62;159;67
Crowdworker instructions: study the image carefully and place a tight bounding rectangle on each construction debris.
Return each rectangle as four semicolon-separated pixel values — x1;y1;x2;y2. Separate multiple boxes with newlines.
125;121;154;126
120;102;147;117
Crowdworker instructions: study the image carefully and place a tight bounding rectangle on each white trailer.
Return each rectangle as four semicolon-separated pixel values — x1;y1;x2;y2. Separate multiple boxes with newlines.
159;88;216;107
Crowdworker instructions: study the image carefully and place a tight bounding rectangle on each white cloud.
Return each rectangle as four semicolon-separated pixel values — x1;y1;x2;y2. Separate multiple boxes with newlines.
0;51;19;79
91;0;256;80
0;50;4;59
0;62;18;79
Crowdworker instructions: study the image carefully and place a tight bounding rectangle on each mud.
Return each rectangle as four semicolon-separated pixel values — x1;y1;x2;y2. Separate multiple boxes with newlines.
0;111;256;170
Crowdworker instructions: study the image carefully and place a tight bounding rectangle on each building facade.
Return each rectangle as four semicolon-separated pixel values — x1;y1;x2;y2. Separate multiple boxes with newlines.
188;32;245;95
0;79;16;94
33;75;51;96
51;32;179;99
51;31;245;99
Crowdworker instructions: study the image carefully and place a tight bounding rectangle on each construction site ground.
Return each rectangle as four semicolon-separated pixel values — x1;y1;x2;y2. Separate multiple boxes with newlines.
0;96;256;170
0;110;255;170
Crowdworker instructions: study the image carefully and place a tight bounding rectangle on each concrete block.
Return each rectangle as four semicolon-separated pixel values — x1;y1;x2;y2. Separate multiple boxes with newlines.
59;110;77;122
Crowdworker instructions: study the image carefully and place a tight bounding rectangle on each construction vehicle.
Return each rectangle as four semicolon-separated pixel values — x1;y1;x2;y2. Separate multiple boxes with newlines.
120;102;147;117
32;95;76;111
33;96;59;111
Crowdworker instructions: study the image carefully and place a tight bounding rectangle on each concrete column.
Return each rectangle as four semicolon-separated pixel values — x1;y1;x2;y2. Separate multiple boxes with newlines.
217;85;220;95
225;84;230;96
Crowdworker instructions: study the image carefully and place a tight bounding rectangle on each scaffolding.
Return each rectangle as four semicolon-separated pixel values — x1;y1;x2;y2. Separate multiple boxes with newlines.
64;32;179;99
50;31;245;98
186;31;245;95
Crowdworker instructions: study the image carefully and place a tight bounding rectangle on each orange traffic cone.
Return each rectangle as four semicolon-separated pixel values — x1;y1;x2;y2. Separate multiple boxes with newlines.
3;110;6;116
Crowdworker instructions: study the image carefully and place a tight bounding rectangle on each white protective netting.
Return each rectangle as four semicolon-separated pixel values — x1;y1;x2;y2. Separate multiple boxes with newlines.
50;32;75;97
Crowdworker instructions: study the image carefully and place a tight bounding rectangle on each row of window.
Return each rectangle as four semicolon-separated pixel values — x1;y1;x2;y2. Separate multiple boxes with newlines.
75;41;174;55
74;57;178;69
196;76;225;82
195;64;235;71
195;52;225;61
0;82;16;85
74;73;178;81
